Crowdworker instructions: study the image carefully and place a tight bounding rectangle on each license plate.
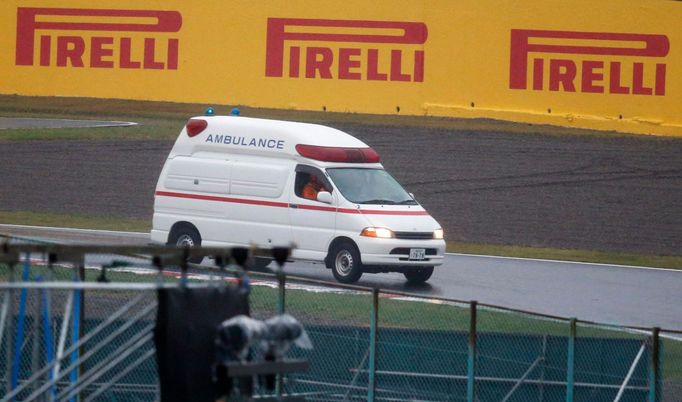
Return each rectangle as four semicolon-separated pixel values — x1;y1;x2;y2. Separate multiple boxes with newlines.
409;248;426;260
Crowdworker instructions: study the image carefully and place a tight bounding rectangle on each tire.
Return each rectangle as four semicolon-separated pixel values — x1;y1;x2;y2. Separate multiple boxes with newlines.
403;266;434;284
168;226;203;264
330;242;363;284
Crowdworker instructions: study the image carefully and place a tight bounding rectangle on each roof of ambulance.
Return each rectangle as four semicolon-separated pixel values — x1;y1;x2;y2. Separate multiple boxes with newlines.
196;115;368;148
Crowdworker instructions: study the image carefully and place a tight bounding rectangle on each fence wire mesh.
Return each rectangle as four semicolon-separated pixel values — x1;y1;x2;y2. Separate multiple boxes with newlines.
661;331;682;402
573;321;650;402
376;293;470;401
0;282;158;401
1;246;681;402
474;306;569;402
284;280;373;401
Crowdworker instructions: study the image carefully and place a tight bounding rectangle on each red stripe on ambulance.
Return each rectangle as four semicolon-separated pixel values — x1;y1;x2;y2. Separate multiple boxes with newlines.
155;191;429;216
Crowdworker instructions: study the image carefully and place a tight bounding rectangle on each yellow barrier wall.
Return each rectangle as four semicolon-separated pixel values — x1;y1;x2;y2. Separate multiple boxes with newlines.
1;0;681;136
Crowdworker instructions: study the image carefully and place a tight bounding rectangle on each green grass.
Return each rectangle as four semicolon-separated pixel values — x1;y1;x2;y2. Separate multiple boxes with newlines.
447;241;682;269
0;210;150;232
0;94;631;142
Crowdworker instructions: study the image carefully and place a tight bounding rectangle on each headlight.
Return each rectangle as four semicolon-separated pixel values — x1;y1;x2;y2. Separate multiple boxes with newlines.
433;228;444;240
360;227;395;239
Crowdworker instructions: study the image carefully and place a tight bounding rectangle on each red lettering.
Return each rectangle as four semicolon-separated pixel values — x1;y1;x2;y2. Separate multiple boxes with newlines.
305;47;333;79
338;48;361;80
655;63;666;96
39;36;51;66
167;38;179;70
609;62;629;94
90;37;114;68
265;18;427;78
143;38;164;69
549;59;576;92
390;50;410;81
367;49;387;81
632;63;652;95
56;36;85;67
509;29;669;90
413;50;424;82
532;58;543;90
581;60;604;93
16;8;182;67
119;38;141;69
289;47;300;77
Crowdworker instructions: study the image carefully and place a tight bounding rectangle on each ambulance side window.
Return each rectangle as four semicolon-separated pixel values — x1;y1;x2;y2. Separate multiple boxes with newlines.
294;166;331;200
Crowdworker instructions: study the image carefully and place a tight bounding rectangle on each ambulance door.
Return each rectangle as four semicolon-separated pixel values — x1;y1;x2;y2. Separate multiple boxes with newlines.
289;165;336;259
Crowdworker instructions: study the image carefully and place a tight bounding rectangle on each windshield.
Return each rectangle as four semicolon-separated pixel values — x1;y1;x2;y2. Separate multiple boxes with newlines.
326;168;417;205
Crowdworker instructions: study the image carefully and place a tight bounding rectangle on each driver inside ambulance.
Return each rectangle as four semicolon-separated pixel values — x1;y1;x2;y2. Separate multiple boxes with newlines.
302;175;325;200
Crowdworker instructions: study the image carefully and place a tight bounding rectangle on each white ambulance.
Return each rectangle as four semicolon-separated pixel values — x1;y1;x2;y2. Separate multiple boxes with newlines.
151;112;446;283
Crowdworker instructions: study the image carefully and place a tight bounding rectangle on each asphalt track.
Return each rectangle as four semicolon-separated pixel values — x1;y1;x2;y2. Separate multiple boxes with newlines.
1;121;681;256
1;119;681;330
1;224;681;331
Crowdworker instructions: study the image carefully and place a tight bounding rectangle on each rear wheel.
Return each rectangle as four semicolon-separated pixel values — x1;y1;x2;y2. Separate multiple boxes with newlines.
168;226;203;264
403;266;434;284
331;242;363;283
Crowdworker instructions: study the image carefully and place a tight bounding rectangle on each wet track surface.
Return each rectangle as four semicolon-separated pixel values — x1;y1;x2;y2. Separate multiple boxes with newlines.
2;224;681;330
1;123;681;255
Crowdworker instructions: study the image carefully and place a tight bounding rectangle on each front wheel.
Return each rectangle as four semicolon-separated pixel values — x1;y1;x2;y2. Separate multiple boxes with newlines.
168;226;203;264
331;243;363;283
403;266;434;284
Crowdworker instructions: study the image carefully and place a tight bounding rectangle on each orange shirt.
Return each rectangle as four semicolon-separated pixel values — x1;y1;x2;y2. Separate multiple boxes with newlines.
302;183;319;200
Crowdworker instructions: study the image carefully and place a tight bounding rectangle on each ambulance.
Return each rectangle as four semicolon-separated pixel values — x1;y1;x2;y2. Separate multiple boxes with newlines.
151;111;446;283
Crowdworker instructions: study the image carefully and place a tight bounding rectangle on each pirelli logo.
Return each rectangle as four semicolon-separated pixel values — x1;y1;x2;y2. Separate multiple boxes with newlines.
265;18;427;82
510;29;670;95
15;7;182;69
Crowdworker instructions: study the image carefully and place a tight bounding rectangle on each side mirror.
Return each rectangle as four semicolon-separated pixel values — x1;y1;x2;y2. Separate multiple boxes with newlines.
409;192;415;200
317;191;333;204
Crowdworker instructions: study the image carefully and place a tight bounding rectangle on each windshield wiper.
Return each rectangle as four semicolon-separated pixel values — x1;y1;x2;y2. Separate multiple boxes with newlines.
361;199;396;205
397;199;418;205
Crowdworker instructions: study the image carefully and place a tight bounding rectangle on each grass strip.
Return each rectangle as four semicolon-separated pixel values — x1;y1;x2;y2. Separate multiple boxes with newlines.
0;94;629;142
447;241;682;269
0;210;150;233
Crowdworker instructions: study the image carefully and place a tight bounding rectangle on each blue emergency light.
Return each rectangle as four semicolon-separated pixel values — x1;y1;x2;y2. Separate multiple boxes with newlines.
205;107;215;116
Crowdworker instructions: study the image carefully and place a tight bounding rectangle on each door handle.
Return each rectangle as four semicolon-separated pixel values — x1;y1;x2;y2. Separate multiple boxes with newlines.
289;204;298;209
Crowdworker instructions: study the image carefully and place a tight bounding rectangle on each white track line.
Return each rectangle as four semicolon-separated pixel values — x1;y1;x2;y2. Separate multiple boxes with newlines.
0;117;137;129
0;224;148;237
446;252;680;273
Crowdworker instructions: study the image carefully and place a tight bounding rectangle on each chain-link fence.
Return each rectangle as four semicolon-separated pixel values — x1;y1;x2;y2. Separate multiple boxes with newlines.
1;243;681;401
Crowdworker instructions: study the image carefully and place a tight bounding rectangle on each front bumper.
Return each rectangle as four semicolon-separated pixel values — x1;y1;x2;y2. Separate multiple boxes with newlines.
356;236;446;267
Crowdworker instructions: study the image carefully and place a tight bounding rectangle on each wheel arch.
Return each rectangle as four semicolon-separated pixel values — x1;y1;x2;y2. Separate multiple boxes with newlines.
167;221;201;244
325;236;360;268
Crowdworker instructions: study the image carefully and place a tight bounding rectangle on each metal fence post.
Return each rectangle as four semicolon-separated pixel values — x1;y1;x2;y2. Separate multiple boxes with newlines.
467;301;477;402
10;254;31;398
276;272;285;398
367;288;379;402
566;318;576;402
4;262;16;397
277;272;285;315
648;327;660;402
